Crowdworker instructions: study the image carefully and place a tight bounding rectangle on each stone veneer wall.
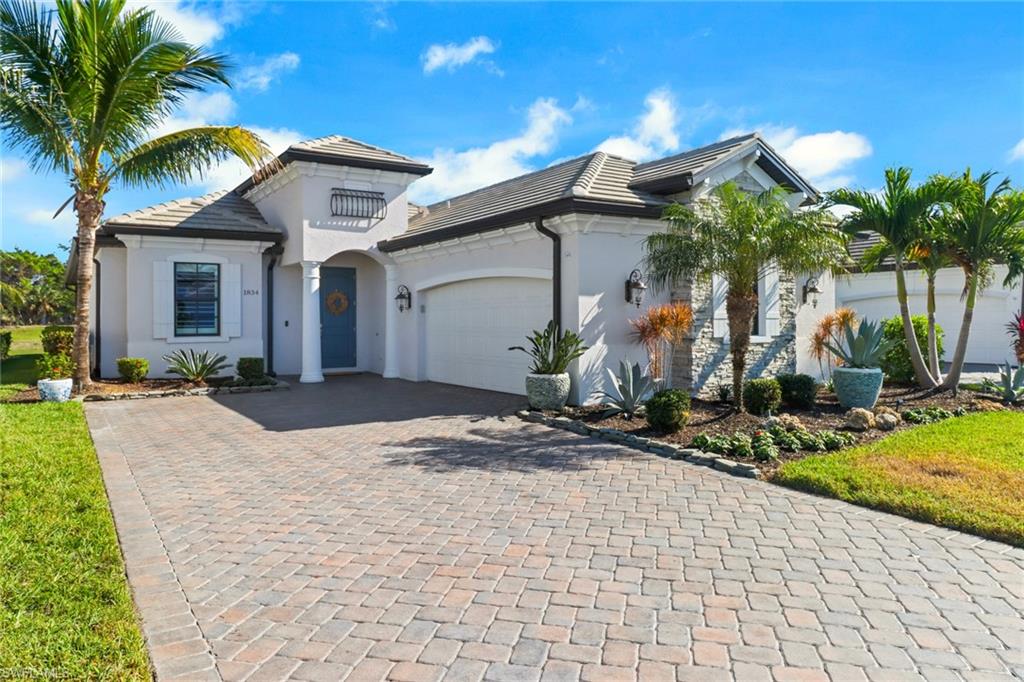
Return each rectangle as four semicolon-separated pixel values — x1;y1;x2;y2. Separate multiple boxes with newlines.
670;272;797;398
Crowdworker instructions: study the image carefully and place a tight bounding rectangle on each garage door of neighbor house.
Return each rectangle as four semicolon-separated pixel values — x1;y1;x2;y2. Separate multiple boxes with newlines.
425;277;550;395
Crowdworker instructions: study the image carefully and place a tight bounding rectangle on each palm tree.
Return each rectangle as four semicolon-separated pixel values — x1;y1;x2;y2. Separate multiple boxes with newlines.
936;171;1024;389
828;168;961;389
643;181;848;410
1;0;275;387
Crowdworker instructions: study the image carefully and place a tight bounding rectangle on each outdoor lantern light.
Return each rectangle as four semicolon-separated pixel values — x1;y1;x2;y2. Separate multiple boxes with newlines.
625;269;647;307
802;276;823;307
395;285;412;312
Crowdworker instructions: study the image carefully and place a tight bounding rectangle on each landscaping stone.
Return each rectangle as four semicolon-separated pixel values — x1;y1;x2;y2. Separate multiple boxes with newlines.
843;407;876;431
876;412;900;431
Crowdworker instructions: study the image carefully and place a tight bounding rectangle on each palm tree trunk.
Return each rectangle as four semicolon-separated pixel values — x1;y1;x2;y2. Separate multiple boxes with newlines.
926;271;941;381
726;288;757;411
940;275;978;389
895;260;937;388
72;191;103;389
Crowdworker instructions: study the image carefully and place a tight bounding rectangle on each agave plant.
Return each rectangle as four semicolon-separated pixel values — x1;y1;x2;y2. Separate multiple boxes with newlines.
598;361;653;419
163;349;231;385
824;319;893;369
509;321;588;374
981;362;1024;405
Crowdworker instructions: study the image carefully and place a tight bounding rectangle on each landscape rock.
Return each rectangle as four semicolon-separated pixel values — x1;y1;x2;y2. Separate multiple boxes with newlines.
844;407;876;431
875;412;900;431
765;414;806;432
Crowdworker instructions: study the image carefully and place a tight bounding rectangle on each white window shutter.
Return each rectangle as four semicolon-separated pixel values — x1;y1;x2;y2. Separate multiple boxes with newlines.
222;263;242;337
763;266;781;337
153;261;172;339
712;273;728;338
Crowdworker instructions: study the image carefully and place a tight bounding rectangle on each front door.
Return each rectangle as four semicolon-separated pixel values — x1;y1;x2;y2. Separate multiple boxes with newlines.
320;267;357;368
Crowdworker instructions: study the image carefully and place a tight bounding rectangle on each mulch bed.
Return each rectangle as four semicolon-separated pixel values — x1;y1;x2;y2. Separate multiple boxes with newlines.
560;386;1015;477
4;377;231;403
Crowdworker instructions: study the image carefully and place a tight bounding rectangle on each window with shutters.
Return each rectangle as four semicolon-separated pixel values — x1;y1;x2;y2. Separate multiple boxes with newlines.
174;263;220;336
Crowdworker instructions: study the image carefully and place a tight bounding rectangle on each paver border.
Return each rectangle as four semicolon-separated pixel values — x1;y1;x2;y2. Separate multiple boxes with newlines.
87;408;222;681
81;379;290;402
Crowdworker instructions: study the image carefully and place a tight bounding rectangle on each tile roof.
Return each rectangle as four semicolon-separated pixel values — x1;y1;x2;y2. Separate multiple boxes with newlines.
631;134;760;190
287;135;431;173
102;190;281;239
406;152;666;235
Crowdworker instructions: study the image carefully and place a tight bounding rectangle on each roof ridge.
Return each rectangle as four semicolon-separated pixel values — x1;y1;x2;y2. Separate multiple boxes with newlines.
292;134;420;163
633;133;759;171
566;152;607;198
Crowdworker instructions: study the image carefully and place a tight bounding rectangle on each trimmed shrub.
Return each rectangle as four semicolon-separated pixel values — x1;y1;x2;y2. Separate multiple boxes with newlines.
776;373;817;410
645;389;690;432
743;378;782;416
36;352;74;380
0;330;11;360
236;357;265;381
880;315;943;384
41;325;74;356
116;357;149;383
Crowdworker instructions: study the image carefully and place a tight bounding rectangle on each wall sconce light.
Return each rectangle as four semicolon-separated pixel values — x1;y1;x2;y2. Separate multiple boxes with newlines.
625;269;647;308
395;285;412;312
802;276;823;307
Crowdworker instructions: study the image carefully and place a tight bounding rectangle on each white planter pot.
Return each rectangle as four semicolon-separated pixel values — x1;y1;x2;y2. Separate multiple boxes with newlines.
38;378;73;403
525;373;571;411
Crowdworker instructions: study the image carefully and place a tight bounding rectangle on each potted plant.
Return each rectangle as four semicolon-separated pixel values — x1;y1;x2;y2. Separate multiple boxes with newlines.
509;321;588;410
825;319;893;409
36;353;75;402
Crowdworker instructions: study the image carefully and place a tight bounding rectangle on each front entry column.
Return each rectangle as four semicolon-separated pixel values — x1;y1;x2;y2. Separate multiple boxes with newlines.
300;260;324;383
382;264;399;378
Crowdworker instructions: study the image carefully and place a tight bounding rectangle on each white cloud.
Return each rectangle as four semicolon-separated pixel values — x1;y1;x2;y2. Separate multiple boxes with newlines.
422;36;499;74
1;158;27;184
200;125;303;191
596;89;680;161
238;52;300;92
1009;138;1024;162
367;1;396;31
722;124;872;190
410;98;572;203
24;207;76;236
126;1;225;45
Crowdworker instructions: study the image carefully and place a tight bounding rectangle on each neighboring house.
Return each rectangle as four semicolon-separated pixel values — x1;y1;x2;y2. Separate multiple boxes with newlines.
836;233;1022;369
69;133;828;403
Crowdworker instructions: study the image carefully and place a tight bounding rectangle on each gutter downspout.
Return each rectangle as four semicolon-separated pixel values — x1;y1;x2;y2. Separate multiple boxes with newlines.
266;253;279;377
534;217;561;329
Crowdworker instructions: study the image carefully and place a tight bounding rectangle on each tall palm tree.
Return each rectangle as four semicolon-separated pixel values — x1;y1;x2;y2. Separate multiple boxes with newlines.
643;181;848;411
1;0;275;387
828;168;961;389
936;171;1024;389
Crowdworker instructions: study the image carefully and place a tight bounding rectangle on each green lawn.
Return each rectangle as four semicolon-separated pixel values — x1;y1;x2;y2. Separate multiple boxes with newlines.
773;411;1024;547
1;325;43;395
0;326;150;678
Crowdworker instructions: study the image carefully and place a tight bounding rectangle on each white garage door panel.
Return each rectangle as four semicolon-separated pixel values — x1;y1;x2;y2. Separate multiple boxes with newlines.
426;277;550;395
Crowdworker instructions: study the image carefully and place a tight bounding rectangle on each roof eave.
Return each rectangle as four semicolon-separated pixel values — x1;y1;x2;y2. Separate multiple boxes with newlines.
235;148;433;194
101;223;284;243
379;198;663;253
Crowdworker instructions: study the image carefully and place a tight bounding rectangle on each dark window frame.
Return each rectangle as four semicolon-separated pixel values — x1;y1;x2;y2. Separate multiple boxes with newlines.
174;262;221;337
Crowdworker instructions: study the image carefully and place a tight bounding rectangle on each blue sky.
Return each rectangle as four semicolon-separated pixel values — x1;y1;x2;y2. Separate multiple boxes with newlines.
2;1;1023;256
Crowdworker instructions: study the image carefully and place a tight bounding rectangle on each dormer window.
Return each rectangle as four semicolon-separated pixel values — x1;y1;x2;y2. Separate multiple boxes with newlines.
330;188;387;220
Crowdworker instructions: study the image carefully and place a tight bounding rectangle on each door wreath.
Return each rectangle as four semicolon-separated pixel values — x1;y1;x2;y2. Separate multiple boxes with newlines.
325;290;349;315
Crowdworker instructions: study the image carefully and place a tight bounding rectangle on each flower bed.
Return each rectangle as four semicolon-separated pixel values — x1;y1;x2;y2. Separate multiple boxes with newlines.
554;386;1013;477
4;376;288;403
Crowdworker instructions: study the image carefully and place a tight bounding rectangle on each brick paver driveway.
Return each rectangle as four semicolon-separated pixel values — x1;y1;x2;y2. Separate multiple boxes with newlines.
87;376;1023;682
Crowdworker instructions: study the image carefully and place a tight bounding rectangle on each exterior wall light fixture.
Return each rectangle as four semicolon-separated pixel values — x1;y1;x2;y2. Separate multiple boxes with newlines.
802;276;823;307
625;269;647;308
395;285;412;312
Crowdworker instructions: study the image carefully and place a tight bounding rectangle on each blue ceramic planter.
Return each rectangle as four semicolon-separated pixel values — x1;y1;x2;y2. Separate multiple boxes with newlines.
38;378;73;402
833;367;883;410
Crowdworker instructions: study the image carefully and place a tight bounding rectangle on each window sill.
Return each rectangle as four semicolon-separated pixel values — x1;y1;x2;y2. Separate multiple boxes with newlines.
166;335;230;344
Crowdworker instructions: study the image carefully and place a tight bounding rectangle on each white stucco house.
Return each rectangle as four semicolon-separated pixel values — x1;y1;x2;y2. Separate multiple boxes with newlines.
71;132;835;403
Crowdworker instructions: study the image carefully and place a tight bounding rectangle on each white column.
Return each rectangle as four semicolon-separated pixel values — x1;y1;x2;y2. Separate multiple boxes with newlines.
300;260;324;383
382;264;400;379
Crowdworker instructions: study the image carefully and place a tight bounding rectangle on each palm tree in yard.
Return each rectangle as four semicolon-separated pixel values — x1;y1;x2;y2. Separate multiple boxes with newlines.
936;170;1024;389
0;0;275;387
643;181;848;411
828;168;961;389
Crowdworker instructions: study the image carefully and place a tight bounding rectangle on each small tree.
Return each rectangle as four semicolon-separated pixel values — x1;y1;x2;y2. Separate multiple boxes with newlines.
828;168;962;389
936;171;1024;388
643;182;848;411
1;0;276;388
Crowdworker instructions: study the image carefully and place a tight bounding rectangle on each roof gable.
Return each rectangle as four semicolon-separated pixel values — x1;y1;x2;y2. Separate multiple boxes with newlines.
101;190;282;241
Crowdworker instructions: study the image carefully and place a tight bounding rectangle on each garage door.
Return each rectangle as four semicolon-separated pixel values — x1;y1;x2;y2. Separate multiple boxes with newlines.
425;277;550;395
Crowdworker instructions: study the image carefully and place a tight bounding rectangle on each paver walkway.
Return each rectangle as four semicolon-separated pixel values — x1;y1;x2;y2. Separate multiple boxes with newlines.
87;375;1024;682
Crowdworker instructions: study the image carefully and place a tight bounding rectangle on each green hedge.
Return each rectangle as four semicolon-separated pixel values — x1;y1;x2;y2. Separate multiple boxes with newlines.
0;330;10;361
645;389;690;432
116;357;149;383
743;378;782;416
776;373;817;410
881;315;943;384
41;325;74;356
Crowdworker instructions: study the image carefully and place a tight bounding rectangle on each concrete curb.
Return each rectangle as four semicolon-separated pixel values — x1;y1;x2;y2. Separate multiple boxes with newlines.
81;379;290;402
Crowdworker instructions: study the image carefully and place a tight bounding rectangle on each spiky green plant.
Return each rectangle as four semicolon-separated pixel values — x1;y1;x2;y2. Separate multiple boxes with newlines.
825;319;893;369
982;362;1024;405
598;360;653;419
163;349;230;385
508;321;588;375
